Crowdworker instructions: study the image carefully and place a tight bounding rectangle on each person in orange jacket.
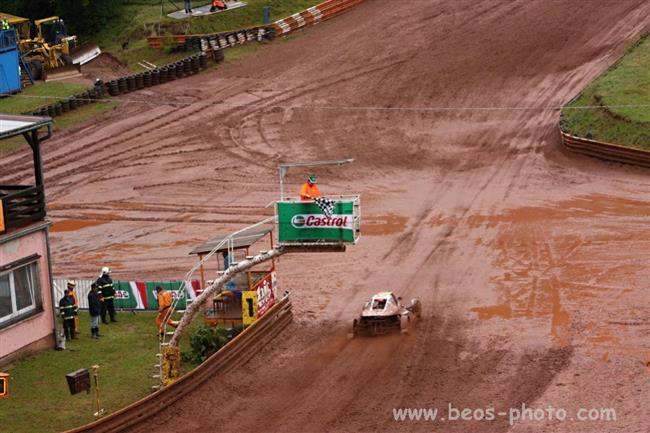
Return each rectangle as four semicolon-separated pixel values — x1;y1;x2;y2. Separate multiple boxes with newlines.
210;0;227;12
299;175;321;201
67;281;79;334
155;286;178;336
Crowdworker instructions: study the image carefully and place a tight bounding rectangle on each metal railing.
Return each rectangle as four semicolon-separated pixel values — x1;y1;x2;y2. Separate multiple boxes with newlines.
0;185;46;230
560;128;650;168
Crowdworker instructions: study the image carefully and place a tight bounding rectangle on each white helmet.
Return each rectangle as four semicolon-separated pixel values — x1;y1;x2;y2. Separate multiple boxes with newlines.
100;266;111;276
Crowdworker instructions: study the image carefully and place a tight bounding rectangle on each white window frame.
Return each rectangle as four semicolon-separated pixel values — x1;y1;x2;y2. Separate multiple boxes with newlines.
0;261;41;326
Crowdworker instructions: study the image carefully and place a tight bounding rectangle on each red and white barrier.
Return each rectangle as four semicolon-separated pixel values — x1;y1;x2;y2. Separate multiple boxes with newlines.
273;0;366;36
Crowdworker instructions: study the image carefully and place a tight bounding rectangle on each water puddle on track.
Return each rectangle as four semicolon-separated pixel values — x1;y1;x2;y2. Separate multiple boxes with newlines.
469;193;649;350
50;219;109;232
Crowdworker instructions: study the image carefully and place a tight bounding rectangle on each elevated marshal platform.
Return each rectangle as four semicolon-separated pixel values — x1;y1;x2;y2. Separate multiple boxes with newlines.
276;195;360;251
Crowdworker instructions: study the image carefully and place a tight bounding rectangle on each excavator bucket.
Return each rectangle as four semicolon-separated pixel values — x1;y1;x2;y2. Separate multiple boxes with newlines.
43;43;100;81
44;64;82;82
70;43;101;66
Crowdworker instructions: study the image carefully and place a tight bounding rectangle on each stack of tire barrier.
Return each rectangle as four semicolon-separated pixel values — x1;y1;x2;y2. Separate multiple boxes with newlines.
25;80;106;118
148;27;274;51
25;52;212;119
106;52;212;97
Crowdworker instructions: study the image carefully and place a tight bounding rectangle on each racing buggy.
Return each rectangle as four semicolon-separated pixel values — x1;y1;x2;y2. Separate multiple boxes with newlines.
352;292;421;337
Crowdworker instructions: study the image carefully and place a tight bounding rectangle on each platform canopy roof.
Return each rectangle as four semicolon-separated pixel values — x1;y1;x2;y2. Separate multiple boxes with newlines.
190;226;273;255
0;114;52;140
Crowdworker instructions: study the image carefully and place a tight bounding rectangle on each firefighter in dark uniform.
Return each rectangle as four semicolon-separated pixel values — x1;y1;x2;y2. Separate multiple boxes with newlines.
97;266;117;323
59;289;78;340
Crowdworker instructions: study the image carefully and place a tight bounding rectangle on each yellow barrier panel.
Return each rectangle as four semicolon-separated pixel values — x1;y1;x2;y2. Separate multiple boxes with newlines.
242;291;258;326
0;372;9;398
0;201;5;234
161;346;181;386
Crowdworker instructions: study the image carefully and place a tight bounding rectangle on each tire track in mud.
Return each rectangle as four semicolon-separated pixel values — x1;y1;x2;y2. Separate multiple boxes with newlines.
6;54;428;193
0;104;177;181
6;1;650;432
139;2;648;432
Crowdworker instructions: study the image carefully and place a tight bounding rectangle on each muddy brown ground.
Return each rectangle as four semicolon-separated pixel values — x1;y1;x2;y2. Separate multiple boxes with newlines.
3;1;650;432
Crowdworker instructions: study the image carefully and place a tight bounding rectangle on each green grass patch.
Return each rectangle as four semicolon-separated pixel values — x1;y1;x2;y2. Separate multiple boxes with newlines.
0;311;203;433
0;82;89;115
561;33;650;150
0;136;26;155
94;0;320;68
0;93;118;155
52;100;119;130
114;38;197;73
225;42;261;62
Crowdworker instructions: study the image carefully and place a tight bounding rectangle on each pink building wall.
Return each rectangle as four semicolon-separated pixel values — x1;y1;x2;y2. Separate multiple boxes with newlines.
0;226;54;361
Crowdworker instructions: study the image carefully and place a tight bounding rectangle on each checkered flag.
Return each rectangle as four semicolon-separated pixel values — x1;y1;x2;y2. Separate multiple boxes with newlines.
314;197;335;218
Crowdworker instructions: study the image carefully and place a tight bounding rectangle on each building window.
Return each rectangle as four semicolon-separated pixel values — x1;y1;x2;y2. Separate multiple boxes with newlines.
0;261;42;327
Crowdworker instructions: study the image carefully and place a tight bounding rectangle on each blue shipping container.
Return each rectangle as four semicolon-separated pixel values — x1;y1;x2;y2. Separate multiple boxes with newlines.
0;29;20;95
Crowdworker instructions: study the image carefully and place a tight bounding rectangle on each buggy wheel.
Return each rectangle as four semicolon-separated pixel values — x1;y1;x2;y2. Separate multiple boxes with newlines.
29;60;43;81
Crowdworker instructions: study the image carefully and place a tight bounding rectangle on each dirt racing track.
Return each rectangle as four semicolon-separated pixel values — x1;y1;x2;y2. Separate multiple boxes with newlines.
3;1;650;432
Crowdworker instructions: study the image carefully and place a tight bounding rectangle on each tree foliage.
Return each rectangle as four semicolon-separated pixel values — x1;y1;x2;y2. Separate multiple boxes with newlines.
182;324;243;364
1;0;125;37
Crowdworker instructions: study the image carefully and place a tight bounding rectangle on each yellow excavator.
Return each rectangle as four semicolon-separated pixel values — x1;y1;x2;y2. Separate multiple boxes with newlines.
2;12;101;81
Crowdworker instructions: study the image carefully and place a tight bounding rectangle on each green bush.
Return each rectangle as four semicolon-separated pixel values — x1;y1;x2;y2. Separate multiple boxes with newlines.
182;324;243;363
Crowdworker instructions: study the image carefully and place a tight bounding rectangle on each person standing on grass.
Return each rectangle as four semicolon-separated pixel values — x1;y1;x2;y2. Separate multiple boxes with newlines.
184;0;192;14
59;289;77;341
88;283;102;339
97;266;117;324
67;280;79;335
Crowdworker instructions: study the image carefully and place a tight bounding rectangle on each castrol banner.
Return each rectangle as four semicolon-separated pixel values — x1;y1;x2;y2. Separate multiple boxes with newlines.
277;200;357;243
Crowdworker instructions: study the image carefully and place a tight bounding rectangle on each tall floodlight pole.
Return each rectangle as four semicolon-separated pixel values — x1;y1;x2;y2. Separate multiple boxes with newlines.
278;159;354;201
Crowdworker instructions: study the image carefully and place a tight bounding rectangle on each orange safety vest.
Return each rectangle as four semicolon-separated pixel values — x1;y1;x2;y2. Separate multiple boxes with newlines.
69;289;79;331
299;182;321;201
156;291;174;331
158;291;172;312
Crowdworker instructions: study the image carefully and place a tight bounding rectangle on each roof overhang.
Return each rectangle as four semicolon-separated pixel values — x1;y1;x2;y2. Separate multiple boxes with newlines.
0;114;53;140
190;227;273;255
